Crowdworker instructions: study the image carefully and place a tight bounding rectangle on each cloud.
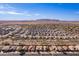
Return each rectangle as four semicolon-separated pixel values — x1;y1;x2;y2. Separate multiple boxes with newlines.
0;11;4;14
0;4;24;15
75;11;79;14
57;3;63;5
0;11;23;15
34;13;40;16
0;4;41;16
26;14;32;16
0;4;16;11
7;11;22;15
25;13;40;17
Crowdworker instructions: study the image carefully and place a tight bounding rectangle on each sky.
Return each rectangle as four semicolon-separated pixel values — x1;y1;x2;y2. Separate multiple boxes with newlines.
0;3;79;21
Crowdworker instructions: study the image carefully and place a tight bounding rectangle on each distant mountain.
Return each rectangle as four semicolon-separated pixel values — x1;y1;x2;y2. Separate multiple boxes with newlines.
0;19;60;22
36;19;60;21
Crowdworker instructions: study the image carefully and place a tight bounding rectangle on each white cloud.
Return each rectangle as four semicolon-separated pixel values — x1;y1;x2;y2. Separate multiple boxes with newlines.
25;13;40;17
0;4;41;16
75;11;79;14
26;14;32;16
0;4;24;15
57;3;63;5
0;4;15;11
7;11;22;15
0;11;4;14
0;5;4;9
34;13;40;16
0;11;23;15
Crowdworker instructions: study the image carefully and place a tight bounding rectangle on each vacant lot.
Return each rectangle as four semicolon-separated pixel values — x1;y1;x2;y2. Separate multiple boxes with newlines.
0;21;79;56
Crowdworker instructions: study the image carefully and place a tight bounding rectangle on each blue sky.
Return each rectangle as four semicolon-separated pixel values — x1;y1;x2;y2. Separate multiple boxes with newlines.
0;3;79;21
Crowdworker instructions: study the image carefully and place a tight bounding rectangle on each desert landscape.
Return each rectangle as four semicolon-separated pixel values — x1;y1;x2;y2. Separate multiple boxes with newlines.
0;20;79;56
